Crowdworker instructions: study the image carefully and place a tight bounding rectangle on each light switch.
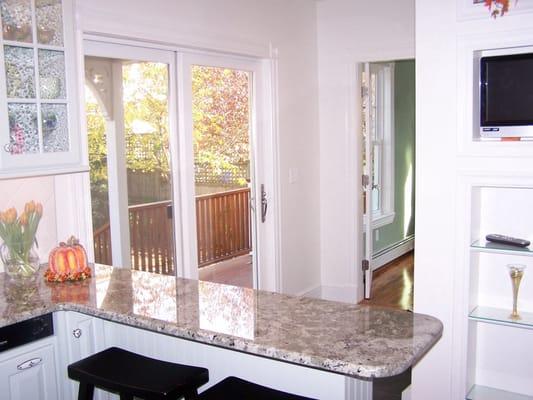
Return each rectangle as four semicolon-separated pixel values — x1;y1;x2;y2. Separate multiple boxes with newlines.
289;168;299;184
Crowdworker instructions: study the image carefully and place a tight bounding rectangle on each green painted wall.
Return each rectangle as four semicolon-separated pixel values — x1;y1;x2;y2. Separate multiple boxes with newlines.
373;59;415;254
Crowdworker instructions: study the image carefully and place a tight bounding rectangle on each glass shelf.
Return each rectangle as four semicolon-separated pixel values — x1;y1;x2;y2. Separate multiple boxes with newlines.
469;306;533;330
470;239;533;256
467;385;533;399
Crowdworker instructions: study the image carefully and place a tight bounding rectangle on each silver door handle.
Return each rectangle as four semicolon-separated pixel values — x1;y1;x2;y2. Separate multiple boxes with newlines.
72;328;82;338
17;357;42;370
261;184;267;223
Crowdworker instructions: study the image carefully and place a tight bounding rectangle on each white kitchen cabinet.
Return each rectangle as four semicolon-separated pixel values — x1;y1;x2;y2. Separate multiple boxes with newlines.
0;0;86;178
55;311;108;400
0;337;59;400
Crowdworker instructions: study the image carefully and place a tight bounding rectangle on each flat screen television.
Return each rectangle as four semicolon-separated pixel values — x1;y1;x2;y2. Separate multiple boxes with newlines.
480;52;533;138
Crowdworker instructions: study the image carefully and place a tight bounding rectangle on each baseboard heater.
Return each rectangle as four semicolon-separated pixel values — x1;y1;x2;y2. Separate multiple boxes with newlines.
372;235;414;260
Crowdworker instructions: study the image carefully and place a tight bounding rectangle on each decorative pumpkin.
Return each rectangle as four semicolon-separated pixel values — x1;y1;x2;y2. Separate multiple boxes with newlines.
44;236;91;282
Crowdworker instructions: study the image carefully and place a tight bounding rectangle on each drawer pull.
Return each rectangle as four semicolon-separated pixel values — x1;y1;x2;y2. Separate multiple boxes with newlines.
72;328;82;338
17;357;42;370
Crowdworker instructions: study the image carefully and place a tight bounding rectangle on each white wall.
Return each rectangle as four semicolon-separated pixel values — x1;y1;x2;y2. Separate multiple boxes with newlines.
0;176;57;271
316;0;414;302
411;3;457;399
74;0;321;295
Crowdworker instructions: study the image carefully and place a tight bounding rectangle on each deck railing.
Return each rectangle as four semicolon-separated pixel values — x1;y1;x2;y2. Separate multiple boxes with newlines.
196;188;252;267
93;188;252;273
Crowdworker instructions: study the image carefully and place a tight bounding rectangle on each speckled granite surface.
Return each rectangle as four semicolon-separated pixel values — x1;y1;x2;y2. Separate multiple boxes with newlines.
0;265;442;379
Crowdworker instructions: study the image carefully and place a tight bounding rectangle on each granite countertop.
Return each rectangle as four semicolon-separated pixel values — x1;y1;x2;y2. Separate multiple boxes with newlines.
0;265;442;379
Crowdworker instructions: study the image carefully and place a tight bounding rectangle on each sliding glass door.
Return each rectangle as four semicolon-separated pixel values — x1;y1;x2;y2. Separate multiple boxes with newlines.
82;41;276;290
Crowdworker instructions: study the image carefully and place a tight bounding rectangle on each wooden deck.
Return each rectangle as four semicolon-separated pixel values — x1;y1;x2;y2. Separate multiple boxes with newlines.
198;253;253;288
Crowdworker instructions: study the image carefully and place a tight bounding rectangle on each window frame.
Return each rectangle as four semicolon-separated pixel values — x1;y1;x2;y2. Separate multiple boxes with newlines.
368;62;395;228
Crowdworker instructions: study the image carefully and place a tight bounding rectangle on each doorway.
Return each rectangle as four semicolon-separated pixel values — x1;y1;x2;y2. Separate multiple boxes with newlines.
82;40;279;291
361;59;415;301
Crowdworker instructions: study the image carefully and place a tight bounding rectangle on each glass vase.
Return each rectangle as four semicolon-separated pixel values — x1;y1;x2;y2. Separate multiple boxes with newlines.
508;264;526;320
0;241;40;280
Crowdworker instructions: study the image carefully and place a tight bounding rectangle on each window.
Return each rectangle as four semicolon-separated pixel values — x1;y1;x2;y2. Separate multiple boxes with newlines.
363;62;395;228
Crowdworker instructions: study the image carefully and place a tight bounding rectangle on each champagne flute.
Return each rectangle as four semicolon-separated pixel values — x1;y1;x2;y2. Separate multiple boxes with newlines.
508;264;526;320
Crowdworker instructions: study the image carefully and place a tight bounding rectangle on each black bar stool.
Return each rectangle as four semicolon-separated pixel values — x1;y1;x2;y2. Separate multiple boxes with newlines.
198;376;317;400
68;347;209;400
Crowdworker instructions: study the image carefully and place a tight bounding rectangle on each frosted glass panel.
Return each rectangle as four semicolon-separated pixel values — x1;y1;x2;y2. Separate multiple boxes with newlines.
42;103;68;152
4;45;35;98
35;0;63;46
7;103;38;154
38;49;66;99
1;0;33;43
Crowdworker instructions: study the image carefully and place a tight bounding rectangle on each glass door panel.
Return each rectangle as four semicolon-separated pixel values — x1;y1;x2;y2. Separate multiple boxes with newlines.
191;65;254;288
85;50;176;275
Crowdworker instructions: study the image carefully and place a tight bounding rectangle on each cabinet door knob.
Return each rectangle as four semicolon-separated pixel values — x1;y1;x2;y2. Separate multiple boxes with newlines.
17;357;42;370
72;328;82;338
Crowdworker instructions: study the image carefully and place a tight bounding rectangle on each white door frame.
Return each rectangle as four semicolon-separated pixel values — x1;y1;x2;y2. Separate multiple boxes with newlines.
179;51;280;291
68;35;281;292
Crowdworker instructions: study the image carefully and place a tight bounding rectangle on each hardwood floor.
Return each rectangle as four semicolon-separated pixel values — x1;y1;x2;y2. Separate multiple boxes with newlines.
360;251;414;311
360;251;415;400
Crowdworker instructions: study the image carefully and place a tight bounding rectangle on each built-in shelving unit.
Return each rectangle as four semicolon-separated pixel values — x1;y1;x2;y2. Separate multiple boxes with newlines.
463;184;533;400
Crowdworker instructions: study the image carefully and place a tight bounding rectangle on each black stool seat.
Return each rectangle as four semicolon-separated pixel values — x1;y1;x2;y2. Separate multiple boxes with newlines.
68;347;209;400
198;377;316;400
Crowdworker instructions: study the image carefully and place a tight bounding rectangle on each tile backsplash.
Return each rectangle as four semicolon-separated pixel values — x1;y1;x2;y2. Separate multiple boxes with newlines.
0;176;57;271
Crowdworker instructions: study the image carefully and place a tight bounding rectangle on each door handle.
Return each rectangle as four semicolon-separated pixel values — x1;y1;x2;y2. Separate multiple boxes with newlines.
17;357;42;370
261;184;267;223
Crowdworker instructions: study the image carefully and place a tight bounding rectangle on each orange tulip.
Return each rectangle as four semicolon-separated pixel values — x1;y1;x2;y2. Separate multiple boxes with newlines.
4;208;17;224
19;212;28;226
35;203;43;217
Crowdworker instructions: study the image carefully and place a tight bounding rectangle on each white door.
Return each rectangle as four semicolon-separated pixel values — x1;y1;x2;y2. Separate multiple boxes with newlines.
179;53;270;289
362;62;374;299
361;61;395;299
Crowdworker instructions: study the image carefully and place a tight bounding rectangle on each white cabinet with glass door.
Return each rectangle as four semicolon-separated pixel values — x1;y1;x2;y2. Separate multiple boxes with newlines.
0;0;83;178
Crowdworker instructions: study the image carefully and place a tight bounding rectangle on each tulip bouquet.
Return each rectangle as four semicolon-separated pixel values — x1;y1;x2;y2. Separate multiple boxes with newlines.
0;201;43;278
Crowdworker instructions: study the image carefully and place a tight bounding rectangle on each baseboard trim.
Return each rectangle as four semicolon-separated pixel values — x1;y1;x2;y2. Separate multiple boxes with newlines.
372;237;414;271
296;284;322;298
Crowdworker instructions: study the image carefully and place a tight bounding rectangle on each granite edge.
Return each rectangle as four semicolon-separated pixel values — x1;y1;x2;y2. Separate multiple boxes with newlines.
0;302;443;379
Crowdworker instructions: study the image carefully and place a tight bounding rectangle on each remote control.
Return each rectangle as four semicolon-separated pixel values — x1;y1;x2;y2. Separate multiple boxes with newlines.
485;234;531;248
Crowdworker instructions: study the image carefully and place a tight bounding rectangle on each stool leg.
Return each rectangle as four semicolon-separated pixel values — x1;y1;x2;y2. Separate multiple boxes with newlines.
78;382;95;400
